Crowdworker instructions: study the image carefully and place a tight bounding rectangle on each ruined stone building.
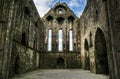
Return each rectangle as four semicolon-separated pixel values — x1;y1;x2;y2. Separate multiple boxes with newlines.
0;0;120;79
40;2;80;69
0;0;44;78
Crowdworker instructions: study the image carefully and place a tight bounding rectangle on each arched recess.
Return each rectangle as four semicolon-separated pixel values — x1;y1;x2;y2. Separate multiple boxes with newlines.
46;15;53;21
68;16;75;27
54;5;67;12
57;57;64;65
68;16;75;23
56;17;65;25
84;39;90;70
46;15;53;25
95;28;109;74
24;7;30;15
56;57;65;69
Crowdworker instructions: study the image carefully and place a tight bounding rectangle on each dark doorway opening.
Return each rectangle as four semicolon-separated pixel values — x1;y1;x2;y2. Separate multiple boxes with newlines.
84;39;90;70
56;57;65;68
95;28;109;74
14;56;20;74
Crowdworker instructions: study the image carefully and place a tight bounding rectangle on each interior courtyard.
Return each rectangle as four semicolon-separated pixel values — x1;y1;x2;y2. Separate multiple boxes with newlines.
0;0;120;79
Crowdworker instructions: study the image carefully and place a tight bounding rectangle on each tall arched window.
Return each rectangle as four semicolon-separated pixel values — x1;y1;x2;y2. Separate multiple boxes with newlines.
69;30;73;51
48;29;52;51
58;29;63;51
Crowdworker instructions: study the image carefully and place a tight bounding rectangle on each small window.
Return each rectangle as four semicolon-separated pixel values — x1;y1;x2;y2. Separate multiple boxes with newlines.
21;33;26;45
58;9;63;14
89;32;93;47
63;44;65;51
35;22;37;27
24;7;30;15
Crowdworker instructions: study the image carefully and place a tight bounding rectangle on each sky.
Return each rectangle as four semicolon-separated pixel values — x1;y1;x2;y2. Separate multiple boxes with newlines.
33;0;87;17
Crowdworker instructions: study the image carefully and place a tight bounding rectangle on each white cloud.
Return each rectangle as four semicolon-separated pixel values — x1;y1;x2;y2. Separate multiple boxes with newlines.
33;0;55;17
76;11;83;17
69;0;80;7
33;0;86;17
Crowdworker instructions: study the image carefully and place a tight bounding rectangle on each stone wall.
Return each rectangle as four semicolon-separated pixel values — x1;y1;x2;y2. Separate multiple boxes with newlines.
80;0;109;72
43;2;79;52
39;52;81;69
107;0;120;79
0;0;16;78
79;0;120;79
41;2;80;69
9;42;40;77
0;0;44;78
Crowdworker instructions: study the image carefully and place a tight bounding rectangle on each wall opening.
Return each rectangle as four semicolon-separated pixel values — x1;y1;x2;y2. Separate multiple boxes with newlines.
68;16;75;24
14;56;20;74
24;7;30;15
57;17;65;25
58;9;63;14
84;39;90;70
58;29;63;51
35;22;37;27
89;32;93;47
48;29;52;51
21;33;26;45
46;15;53;21
95;28;109;74
69;30;73;51
56;57;65;69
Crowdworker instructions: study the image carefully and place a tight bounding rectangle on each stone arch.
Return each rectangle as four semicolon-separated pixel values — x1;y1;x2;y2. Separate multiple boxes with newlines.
56;57;65;69
68;16;75;27
56;17;65;25
57;57;64;65
24;7;30;15
68;16;75;23
46;15;53;21
84;39;90;70
54;5;67;12
94;28;109;74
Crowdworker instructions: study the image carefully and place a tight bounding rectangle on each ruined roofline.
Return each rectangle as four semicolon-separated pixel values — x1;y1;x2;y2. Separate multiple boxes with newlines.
42;2;78;19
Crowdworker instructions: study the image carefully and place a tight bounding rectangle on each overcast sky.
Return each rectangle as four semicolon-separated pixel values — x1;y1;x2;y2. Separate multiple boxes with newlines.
33;0;87;17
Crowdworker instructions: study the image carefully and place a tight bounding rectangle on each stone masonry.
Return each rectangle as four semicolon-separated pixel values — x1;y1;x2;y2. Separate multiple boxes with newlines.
0;0;120;79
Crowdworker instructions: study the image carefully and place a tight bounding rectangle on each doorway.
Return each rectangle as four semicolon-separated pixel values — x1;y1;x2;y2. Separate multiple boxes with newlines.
56;57;65;69
95;28;109;74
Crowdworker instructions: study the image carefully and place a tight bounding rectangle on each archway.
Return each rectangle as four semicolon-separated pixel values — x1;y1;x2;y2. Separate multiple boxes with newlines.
84;39;90;70
56;57;65;69
56;17;65;25
95;28;109;74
